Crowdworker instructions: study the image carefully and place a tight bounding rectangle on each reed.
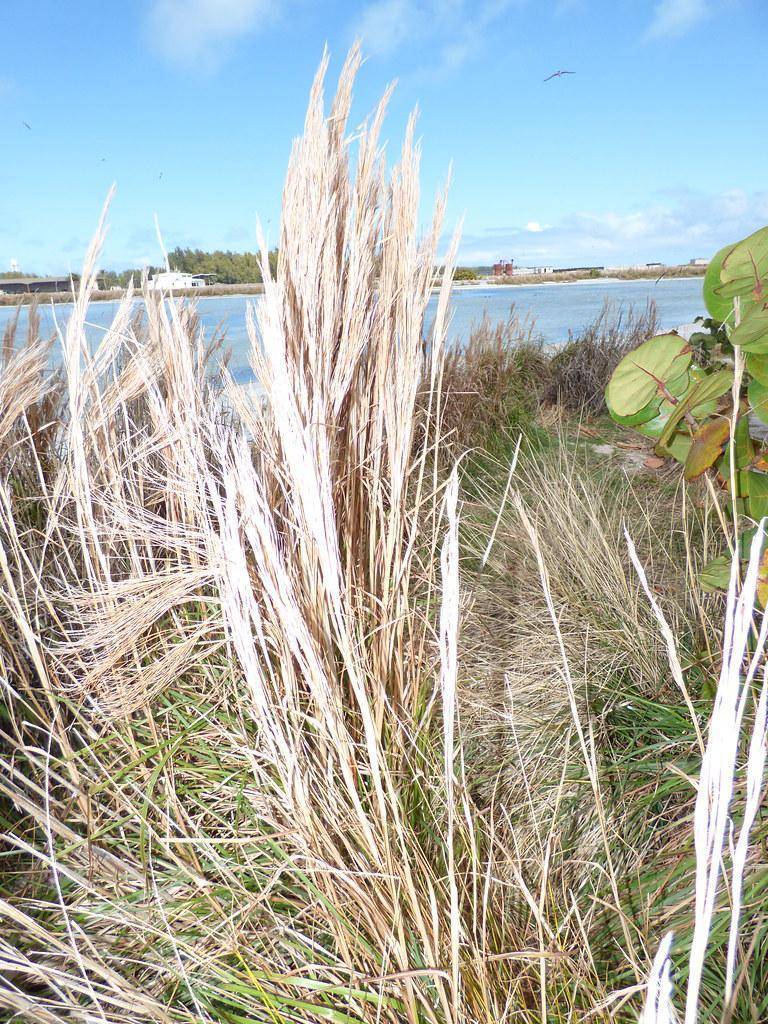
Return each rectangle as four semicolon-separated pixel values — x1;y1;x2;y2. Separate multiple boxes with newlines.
438;308;547;453
544;299;660;413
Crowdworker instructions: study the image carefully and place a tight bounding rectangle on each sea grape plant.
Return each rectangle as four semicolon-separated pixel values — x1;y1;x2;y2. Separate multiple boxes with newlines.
605;225;768;593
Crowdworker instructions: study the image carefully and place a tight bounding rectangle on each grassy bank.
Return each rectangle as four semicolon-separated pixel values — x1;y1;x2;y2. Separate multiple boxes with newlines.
487;264;707;287
1;49;766;1024
0;280;266;307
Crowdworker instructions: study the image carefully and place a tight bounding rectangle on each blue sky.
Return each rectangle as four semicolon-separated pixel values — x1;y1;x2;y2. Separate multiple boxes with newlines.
0;0;765;272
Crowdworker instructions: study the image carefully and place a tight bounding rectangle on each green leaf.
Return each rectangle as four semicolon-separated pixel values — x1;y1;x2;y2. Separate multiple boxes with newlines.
718;446;750;507
730;301;768;352
739;526;760;560
748;378;768;425
666;368;691;397
658;369;695;411
608;395;662;427
657;368;734;448
669;367;723;419
635;371;693;437
699;555;732;592
636;411;671;439
746;352;768;385
718;225;768;304
746;470;768;521
703;243;737;323
684;417;731;481
719;416;754;507
692;367;735;404
657;431;693;464
731;412;754;469
741;524;768;565
605;333;692;417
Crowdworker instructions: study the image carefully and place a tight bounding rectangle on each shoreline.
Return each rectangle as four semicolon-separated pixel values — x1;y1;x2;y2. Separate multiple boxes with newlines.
1;268;708;307
450;273;705;291
452;265;706;289
0;282;266;307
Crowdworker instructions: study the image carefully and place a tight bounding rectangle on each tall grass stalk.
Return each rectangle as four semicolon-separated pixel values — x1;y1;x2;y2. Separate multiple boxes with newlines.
631;524;768;1024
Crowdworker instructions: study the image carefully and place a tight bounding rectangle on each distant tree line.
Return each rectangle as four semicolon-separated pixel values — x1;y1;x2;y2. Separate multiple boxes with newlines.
100;247;279;289
8;254;474;290
169;247;278;283
100;267;160;289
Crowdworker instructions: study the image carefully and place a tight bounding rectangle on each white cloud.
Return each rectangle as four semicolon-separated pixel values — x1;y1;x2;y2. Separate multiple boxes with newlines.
646;0;711;39
458;189;768;266
353;0;516;76
146;0;274;70
354;0;420;57
525;220;543;232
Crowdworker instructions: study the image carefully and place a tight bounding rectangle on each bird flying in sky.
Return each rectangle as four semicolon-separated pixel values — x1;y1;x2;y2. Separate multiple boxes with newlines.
543;70;575;82
22;121;31;130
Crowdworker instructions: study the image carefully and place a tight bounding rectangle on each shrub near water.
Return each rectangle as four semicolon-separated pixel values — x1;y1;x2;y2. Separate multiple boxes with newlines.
439;308;547;451
439;301;661;459
545;299;660;414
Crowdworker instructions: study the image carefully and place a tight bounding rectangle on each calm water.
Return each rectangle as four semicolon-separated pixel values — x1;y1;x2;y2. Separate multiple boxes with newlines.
0;276;703;384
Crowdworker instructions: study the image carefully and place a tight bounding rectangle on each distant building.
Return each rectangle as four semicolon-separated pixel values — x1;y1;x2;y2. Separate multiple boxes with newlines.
689;258;708;267
493;260;556;277
492;259;515;277
0;276;72;295
646;262;664;268
147;270;215;291
494;261;512;276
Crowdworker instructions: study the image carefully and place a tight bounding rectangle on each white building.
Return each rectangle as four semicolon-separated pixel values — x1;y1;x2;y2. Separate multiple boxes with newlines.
689;258;708;267
147;270;211;291
511;265;554;276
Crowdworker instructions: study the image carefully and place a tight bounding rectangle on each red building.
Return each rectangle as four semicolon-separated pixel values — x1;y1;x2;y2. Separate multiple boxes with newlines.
492;259;515;277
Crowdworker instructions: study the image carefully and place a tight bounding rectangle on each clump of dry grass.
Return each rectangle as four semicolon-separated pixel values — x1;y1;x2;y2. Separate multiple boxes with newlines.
459;438;768;1019
459;441;712;883
0;302;61;483
544;300;660;414
437;302;661;451
0;48;557;1024
438;309;547;451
